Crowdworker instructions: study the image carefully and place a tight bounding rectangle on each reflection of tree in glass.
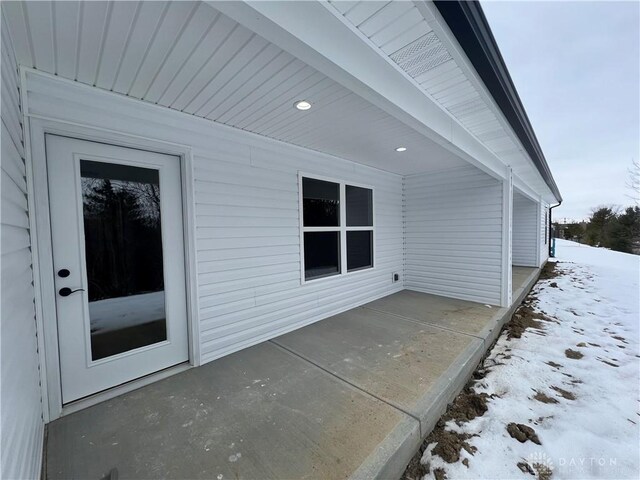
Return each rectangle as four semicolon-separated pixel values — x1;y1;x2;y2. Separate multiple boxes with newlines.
81;177;164;301
304;198;339;226
82;178;160;227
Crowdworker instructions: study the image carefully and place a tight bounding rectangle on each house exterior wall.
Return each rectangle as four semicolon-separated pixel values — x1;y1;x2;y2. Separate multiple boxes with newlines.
512;192;539;267
540;203;550;265
404;165;505;306
23;71;404;366
0;19;45;480
194;152;403;362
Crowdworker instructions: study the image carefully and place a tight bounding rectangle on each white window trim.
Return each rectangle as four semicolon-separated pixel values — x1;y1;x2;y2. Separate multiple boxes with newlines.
298;172;375;285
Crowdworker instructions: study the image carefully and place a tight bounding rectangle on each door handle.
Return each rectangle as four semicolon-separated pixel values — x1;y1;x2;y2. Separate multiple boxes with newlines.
59;287;85;297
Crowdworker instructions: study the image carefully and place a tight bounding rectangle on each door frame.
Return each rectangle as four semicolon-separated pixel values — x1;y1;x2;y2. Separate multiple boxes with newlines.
26;117;200;422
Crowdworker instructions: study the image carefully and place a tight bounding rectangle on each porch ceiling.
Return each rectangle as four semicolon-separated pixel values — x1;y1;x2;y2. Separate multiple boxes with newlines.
326;0;554;199
2;0;466;175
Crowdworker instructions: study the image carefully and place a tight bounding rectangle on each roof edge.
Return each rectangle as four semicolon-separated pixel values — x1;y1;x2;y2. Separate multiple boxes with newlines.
433;0;562;202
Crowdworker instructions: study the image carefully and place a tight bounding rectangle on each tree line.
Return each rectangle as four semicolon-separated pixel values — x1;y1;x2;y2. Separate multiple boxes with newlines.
555;206;640;255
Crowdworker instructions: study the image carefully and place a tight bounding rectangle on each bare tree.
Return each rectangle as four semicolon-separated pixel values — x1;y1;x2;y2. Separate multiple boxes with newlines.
627;158;640;206
82;178;161;227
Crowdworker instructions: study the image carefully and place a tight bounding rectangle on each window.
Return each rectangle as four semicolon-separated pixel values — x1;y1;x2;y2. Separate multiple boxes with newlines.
301;175;374;281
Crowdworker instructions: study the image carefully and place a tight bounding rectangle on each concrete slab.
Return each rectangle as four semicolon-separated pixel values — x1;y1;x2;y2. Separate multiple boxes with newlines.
273;307;484;437
513;266;539;300
46;266;542;480
46;342;420;480
363;290;497;337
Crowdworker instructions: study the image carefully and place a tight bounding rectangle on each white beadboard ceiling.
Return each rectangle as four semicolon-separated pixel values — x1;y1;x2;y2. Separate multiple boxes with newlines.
2;0;467;175
327;0;542;184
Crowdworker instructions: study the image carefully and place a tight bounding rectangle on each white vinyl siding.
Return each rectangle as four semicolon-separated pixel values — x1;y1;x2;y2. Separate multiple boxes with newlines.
196;157;400;363
540;204;550;264
23;71;404;365
512;192;539;267
0;14;44;480
403;165;504;306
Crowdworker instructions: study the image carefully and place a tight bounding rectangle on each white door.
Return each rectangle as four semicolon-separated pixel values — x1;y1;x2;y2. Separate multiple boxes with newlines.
46;135;189;403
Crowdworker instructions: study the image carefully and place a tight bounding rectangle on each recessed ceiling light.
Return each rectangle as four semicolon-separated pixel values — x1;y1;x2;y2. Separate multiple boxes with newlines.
294;100;312;111
395;146;407;152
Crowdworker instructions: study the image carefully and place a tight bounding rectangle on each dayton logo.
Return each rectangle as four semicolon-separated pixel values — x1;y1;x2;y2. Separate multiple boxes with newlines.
526;450;554;477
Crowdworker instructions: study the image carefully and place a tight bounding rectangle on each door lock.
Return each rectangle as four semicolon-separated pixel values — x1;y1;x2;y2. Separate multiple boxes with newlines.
59;287;85;297
57;268;71;278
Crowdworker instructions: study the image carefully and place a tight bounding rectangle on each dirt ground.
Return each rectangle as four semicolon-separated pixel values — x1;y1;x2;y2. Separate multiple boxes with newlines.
402;382;494;479
402;266;560;480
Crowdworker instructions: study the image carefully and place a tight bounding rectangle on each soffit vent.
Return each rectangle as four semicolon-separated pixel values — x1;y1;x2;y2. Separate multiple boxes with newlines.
390;32;452;77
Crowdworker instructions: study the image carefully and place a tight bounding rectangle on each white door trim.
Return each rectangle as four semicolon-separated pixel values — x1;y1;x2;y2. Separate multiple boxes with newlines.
25;116;200;422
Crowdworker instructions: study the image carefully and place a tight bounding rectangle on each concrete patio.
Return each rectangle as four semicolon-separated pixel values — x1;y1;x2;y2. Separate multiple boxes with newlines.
45;267;539;480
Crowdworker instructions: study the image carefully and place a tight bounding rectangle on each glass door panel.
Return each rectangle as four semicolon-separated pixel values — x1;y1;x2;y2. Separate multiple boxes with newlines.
81;160;166;360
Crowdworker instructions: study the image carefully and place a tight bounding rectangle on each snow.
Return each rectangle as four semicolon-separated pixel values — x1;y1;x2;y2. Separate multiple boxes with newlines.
420;240;640;479
89;291;165;333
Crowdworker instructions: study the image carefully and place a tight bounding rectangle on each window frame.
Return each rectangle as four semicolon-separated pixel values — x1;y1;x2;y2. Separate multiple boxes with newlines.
298;172;375;284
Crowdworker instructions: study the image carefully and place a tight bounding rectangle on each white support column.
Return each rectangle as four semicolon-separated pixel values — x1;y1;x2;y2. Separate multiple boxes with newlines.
501;167;513;307
537;195;544;266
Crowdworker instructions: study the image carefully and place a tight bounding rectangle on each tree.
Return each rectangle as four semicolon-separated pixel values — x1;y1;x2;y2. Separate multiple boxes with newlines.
564;222;585;242
611;206;640;254
81;178;164;300
627;159;640;206
585;206;618;247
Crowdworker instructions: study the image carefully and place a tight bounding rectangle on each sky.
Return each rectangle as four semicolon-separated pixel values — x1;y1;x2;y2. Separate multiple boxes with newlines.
482;1;640;222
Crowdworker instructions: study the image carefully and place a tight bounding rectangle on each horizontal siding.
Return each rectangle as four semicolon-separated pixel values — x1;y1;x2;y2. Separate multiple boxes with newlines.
193;153;404;362
0;10;44;480
512;192;538;267
24;70;404;365
540;203;549;264
404;165;504;305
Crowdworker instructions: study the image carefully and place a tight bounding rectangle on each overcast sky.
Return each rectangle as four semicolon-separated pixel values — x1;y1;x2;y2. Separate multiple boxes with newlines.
482;1;639;222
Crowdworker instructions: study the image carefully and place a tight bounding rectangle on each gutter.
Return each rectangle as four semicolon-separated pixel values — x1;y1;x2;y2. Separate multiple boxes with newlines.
433;0;562;204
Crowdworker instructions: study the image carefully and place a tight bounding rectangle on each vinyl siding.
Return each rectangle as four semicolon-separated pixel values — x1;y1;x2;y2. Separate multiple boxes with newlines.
512;192;539;267
194;152;403;362
404;165;504;305
23;70;404;365
0;12;44;480
540;203;550;264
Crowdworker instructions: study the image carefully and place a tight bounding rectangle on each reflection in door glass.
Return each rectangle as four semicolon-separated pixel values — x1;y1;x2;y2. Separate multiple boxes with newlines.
81;160;166;360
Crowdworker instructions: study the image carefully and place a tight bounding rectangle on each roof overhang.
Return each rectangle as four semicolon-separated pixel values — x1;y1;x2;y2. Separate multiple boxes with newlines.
215;0;561;203
3;0;560;202
211;0;508;182
433;0;562;202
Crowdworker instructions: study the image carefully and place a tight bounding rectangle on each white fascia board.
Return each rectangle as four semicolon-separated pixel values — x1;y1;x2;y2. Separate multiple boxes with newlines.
209;0;508;181
526;174;556;204
415;1;556;202
513;174;540;203
537;182;556;205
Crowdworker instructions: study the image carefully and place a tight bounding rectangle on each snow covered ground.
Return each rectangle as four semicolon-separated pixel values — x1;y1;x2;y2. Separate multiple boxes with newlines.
89;291;165;333
420;239;640;479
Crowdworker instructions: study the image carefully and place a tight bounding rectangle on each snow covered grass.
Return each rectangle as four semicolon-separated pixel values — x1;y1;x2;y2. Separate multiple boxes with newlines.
89;291;165;333
419;240;640;479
